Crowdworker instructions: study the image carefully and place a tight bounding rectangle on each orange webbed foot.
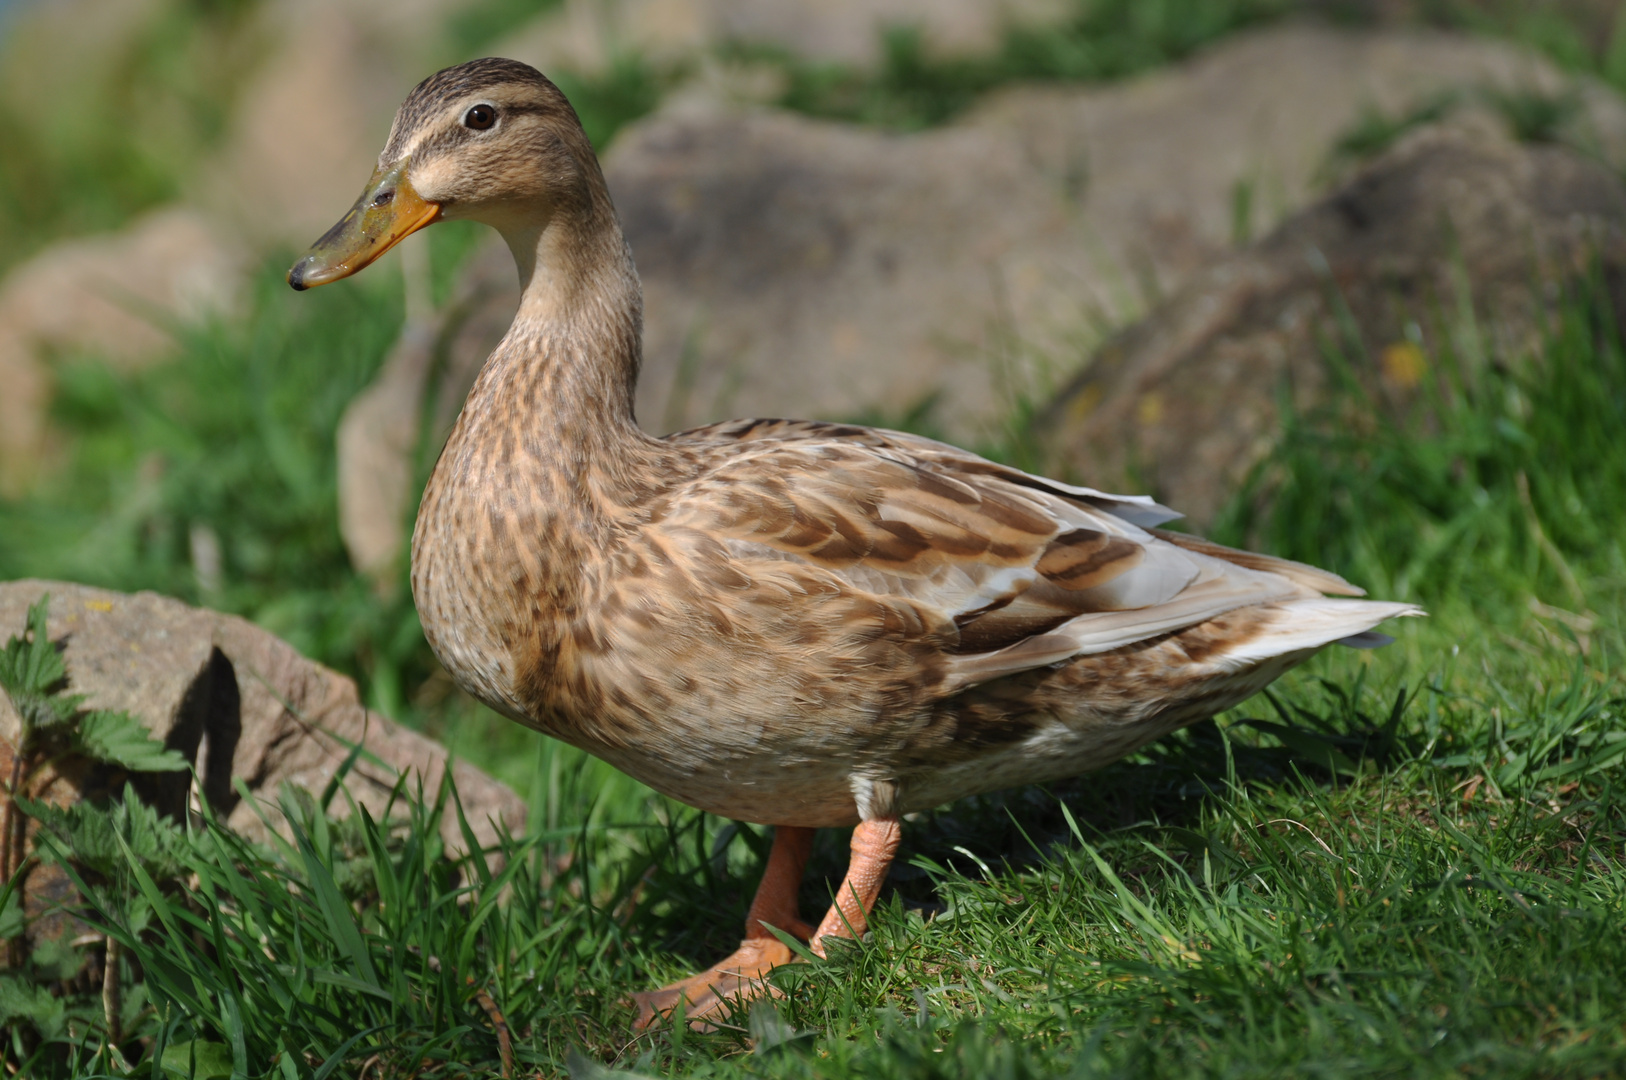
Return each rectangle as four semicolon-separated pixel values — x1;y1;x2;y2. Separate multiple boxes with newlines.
630;936;801;1031
630;817;904;1030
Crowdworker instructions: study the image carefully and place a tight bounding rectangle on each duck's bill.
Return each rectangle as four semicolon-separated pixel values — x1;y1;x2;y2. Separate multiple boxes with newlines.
287;160;441;291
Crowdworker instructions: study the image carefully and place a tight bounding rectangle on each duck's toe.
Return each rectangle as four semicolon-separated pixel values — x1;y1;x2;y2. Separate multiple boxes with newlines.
630;937;797;1031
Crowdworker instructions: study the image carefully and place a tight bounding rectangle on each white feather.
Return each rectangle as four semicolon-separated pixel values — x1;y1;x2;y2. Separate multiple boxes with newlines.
1210;600;1424;671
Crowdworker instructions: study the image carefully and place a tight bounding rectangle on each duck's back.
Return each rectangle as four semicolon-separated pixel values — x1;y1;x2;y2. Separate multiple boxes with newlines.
416;417;1416;826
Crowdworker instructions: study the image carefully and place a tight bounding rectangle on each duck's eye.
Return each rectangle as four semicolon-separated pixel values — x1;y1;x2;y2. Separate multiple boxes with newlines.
464;104;497;131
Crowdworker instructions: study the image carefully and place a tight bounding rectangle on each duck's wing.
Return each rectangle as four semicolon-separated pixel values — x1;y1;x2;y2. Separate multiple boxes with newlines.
651;429;1393;695
669;417;1182;529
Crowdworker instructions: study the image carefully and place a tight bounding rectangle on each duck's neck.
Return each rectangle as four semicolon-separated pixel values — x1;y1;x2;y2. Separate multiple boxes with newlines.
412;166;669;719
420;192;667;627
450;190;666;505
496;195;646;444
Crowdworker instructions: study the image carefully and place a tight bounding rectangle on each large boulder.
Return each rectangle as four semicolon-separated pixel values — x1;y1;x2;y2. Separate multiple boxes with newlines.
1037;124;1626;525
329;23;1626;570
0;581;527;851
965;22;1626;288
610;24;1626;443
499;0;1073;73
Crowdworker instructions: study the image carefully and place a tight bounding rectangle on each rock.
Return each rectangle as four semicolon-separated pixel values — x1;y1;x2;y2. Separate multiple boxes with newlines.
966;23;1626;275
1038;125;1626;526
605;100;1084;439
0;581;527;853
334;23;1626;568
336;321;439;581
334;240;519;578
0;207;244;493
570;24;1626;442
500;0;1073;74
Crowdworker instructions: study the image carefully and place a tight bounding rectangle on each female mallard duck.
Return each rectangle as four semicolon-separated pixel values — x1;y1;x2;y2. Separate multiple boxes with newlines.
290;58;1420;1027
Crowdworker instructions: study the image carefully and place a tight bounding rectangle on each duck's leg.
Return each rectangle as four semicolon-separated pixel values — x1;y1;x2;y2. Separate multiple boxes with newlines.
632;825;816;1030
809;816;902;956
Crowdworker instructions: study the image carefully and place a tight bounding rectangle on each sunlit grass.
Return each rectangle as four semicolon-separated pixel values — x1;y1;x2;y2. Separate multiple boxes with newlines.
1209;269;1626;683
0;0;267;279
10;655;1622;1077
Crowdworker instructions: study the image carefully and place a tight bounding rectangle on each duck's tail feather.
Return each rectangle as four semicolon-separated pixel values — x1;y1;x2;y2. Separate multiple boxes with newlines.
1213;599;1424;672
1149;529;1368;597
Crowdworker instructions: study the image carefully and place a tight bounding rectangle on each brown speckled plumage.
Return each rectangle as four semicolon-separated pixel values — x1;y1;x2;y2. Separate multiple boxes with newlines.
295;58;1422;1026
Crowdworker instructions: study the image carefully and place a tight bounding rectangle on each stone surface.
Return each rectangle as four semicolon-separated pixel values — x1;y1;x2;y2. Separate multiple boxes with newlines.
0;207;243;492
581;24;1626;443
500;0;1073;74
329;23;1626;569
336;318;439;581
0;580;527;852
1038;125;1626;526
333;240;520;578
612;100;1079;437
967;23;1626;280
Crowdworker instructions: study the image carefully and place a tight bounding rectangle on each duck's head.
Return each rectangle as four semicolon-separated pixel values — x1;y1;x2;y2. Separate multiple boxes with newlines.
288;57;602;291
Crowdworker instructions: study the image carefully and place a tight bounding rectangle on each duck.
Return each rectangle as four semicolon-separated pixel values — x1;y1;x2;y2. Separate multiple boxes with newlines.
288;57;1421;1029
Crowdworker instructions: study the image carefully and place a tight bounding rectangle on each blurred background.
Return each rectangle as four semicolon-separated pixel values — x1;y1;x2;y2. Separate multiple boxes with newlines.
1;0;1623;812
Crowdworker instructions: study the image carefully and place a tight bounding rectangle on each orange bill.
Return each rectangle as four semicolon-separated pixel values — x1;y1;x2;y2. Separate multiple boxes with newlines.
287;159;440;291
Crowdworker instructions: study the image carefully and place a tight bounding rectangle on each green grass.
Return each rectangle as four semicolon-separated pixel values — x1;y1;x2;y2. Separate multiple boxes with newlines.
1210;269;1626;669
0;0;267;279
6;640;1625;1076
